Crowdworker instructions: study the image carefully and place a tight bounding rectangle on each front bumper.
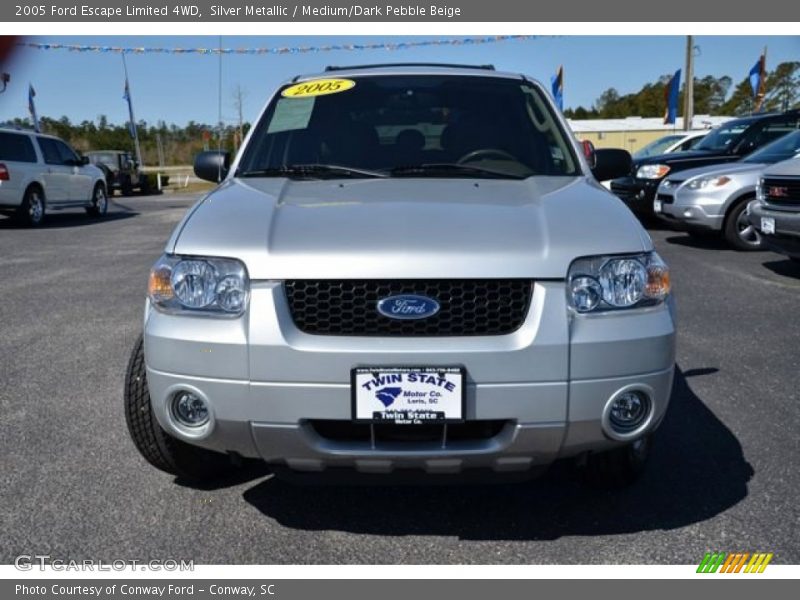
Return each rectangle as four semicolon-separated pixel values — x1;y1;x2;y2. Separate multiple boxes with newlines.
749;202;800;258
144;281;677;475
610;176;661;216
654;186;727;231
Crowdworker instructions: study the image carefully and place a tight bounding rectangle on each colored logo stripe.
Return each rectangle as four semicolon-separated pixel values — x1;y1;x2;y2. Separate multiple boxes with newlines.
745;553;773;573
697;552;773;573
697;553;726;573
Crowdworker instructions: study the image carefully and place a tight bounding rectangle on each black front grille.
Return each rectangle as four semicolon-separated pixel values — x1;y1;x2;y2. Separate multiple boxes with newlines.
309;419;508;445
284;279;533;336
610;181;636;201
656;193;674;204
764;177;800;206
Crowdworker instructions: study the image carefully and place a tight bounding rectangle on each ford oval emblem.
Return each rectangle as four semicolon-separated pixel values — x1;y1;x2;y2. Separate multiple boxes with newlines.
377;294;440;320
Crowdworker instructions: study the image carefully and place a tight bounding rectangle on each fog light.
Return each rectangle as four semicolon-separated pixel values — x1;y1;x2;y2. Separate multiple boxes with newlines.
683;208;694;218
171;391;209;427
608;391;650;432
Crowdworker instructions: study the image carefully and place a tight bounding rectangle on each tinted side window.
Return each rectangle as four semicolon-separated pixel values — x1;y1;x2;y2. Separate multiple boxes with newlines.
0;132;38;162
680;136;703;151
37;138;63;165
738;118;800;154
54;140;79;164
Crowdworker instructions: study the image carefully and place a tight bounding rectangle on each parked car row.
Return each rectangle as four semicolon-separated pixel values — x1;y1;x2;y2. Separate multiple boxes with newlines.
611;110;800;219
0;126;162;227
0;127;108;226
606;110;800;254
654;130;800;249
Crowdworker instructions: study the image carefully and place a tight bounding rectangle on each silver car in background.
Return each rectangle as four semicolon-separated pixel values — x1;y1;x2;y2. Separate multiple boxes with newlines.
124;64;675;487
654;130;800;250
632;131;708;160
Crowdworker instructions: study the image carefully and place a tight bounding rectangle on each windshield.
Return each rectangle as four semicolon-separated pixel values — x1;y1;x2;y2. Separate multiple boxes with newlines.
89;152;118;168
237;74;579;179
633;135;685;159
744;130;800;164
693;121;750;152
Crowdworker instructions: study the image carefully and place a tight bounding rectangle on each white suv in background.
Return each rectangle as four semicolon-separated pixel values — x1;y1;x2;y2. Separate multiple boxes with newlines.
0;127;108;227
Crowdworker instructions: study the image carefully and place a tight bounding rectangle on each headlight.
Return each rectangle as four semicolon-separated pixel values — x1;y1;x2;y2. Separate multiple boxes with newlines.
756;178;765;202
686;175;731;190
567;252;670;314
148;255;249;316
636;164;671;179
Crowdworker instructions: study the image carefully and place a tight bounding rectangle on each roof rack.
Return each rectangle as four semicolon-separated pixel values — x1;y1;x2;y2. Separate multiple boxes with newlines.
324;63;496;72
0;123;36;132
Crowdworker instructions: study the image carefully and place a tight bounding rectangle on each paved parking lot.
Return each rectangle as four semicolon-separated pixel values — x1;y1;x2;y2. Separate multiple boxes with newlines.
1;194;798;564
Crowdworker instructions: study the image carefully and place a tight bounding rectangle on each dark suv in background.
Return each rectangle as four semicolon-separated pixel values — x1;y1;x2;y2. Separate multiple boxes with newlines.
86;150;152;196
611;110;800;218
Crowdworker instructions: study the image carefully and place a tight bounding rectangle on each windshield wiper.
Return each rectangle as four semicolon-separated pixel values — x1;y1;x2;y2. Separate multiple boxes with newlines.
390;163;527;180
237;164;387;179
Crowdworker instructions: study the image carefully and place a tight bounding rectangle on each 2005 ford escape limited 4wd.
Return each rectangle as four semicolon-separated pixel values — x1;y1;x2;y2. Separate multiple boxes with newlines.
125;64;676;486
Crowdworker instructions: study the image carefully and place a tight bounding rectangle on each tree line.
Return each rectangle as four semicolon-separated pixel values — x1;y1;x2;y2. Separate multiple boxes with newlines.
564;61;799;119
2;115;249;166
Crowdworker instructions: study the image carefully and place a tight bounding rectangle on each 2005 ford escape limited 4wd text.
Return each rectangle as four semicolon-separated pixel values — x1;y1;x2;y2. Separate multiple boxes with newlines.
125;64;676;487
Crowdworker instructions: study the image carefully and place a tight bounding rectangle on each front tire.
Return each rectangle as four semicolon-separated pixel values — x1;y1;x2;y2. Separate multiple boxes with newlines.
86;184;108;217
120;175;133;196
18;186;46;227
582;435;652;488
724;199;761;251
124;335;236;481
139;174;151;195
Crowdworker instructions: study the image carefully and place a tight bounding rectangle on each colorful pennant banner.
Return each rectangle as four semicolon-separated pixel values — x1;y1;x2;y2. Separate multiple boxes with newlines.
18;36;539;56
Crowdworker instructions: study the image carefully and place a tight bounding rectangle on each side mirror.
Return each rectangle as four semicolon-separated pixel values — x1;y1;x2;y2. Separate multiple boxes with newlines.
80;156;90;166
591;148;633;182
194;150;231;183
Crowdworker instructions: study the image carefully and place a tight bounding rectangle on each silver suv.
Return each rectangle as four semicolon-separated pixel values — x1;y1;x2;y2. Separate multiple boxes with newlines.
0;127;108;226
125;64;676;486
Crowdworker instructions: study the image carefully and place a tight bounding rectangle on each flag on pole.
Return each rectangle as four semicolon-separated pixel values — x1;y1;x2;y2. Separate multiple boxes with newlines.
123;77;137;139
663;69;681;125
551;66;564;112
28;83;40;133
749;52;767;113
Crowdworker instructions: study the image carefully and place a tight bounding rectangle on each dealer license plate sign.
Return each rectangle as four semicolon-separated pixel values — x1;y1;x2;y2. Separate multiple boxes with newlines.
653;199;663;213
352;367;465;424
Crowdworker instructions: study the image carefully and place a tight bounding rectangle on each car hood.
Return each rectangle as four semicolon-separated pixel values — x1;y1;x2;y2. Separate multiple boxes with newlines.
635;149;729;167
169;176;651;279
763;156;800;177
670;161;767;182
